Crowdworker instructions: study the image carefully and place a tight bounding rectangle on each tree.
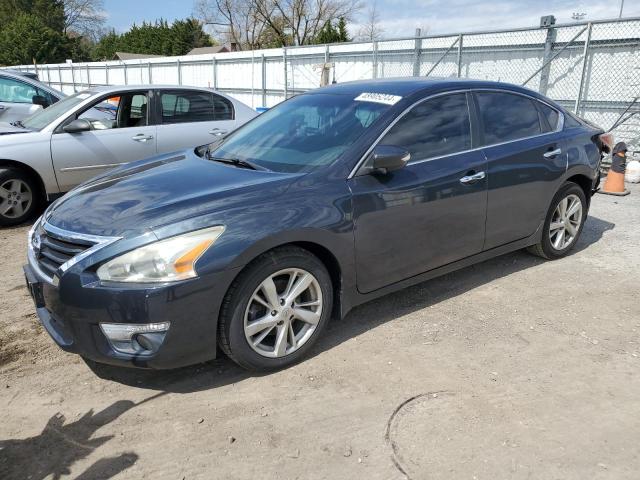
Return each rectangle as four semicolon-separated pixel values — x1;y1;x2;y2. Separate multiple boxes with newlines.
0;0;65;32
356;1;383;42
0;12;70;64
62;0;106;40
195;0;361;48
194;0;269;51
336;16;349;42
91;18;214;60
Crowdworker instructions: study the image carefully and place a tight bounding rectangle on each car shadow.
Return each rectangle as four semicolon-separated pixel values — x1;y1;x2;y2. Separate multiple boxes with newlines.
0;393;164;480
73;215;615;393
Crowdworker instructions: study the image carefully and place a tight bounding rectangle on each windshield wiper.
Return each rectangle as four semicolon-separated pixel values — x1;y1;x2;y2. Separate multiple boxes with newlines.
10;120;25;128
207;153;270;172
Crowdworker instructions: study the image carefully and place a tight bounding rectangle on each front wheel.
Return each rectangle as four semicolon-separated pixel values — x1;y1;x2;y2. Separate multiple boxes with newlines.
528;182;587;259
0;168;40;226
218;246;333;371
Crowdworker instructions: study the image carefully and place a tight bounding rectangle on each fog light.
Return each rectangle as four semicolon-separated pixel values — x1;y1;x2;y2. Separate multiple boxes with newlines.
100;322;170;355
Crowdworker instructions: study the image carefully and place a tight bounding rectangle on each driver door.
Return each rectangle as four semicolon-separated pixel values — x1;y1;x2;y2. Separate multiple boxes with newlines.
51;91;157;191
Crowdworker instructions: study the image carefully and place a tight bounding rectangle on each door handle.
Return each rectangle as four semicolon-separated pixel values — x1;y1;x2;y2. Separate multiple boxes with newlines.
0;105;5;111
460;171;486;185
209;128;228;136
543;148;562;158
132;133;154;142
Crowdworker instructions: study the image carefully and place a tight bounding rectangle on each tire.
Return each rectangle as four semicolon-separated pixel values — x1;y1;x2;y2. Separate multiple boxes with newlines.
218;246;333;371
527;182;588;259
0;168;41;227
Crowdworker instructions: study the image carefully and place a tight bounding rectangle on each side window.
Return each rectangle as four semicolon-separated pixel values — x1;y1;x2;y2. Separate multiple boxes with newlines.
212;94;234;120
381;93;472;162
160;90;216;124
0;76;38;103
476;92;542;145
537;101;560;132
76;92;148;130
564;113;582;129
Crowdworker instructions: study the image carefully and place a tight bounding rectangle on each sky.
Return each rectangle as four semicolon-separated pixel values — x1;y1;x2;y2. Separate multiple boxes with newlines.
104;0;640;39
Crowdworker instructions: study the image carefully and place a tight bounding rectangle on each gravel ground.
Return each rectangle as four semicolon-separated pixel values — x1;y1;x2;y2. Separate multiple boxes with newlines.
1;183;639;480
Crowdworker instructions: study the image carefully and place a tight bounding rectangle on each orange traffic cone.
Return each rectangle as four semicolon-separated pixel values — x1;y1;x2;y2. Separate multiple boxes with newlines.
600;142;630;196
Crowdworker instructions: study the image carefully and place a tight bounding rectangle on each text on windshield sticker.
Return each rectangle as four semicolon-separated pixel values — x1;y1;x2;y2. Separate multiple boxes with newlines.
354;92;402;105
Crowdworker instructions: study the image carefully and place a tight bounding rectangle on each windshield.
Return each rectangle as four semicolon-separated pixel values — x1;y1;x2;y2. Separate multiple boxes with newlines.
22;91;92;130
211;93;391;173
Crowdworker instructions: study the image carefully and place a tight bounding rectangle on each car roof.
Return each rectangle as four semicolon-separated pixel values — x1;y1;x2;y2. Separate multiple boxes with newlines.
87;84;219;94
310;77;544;100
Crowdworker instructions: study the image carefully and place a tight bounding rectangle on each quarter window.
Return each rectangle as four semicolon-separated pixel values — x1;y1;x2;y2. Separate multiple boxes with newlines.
476;92;542;145
381;93;472;162
0;76;38;103
537;101;560;132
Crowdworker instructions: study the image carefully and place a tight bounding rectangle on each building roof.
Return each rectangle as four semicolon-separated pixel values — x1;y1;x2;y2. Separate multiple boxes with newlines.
187;46;230;55
114;52;164;60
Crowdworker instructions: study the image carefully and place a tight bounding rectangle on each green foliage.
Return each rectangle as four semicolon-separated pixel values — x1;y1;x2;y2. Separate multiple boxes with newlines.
0;0;65;32
91;18;213;60
313;17;350;44
0;12;71;65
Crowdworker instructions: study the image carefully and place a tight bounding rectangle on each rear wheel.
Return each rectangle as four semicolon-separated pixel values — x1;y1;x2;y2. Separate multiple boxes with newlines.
0;168;40;226
528;182;587;259
218;246;333;371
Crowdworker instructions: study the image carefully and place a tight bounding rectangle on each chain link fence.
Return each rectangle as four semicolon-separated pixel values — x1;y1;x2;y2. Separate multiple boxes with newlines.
8;17;640;150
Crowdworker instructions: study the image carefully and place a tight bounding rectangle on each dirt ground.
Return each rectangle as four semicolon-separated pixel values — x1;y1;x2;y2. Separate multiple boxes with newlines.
1;183;639;480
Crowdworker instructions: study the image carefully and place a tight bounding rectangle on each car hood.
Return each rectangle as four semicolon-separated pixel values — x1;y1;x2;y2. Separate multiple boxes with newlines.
45;150;301;237
0;123;32;135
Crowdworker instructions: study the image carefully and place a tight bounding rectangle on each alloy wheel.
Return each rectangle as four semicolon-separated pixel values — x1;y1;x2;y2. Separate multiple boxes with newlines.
244;268;323;358
0;179;33;219
549;193;583;250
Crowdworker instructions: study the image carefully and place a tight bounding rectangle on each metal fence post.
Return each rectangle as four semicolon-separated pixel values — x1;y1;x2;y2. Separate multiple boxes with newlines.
574;22;593;114
261;54;266;107
57;65;62;90
539;25;557;95
177;59;182;85
46;65;51;86
86;64;91;87
456;34;464;78
283;47;288;99
105;63;109;85
123;62;128;84
413;28;422;76
372;41;378;79
148;62;152;84
70;63;76;91
212;57;217;89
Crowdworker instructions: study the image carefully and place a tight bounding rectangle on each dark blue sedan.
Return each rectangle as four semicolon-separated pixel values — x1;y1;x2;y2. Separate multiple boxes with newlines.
24;78;607;371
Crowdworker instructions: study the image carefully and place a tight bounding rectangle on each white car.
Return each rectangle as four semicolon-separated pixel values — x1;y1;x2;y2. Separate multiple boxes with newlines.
0;69;64;124
0;85;257;225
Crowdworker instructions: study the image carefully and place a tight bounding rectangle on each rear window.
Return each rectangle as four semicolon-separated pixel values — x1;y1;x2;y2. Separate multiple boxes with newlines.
476;92;542;145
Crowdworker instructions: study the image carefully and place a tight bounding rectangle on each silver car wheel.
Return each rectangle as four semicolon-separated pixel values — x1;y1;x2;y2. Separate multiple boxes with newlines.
0;179;33;219
244;268;323;358
549;193;583;250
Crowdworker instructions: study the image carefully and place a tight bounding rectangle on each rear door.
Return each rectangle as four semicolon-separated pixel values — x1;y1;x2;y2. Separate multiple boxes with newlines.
155;89;237;152
51;91;156;191
474;91;567;250
349;92;488;293
0;75;44;123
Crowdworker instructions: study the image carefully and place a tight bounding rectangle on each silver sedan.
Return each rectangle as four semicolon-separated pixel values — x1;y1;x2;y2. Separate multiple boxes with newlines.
0;85;257;225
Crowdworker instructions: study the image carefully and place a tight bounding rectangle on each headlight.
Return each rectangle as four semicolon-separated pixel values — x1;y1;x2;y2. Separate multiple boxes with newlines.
96;226;224;283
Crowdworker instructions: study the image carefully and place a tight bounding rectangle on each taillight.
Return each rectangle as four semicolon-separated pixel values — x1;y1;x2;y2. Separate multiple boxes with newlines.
598;133;614;154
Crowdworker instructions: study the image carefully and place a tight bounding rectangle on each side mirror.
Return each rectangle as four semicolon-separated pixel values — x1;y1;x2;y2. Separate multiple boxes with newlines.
370;145;410;174
32;95;50;108
63;119;92;134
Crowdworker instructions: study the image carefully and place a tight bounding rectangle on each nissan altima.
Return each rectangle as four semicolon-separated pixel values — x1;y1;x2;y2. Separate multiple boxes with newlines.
24;78;607;371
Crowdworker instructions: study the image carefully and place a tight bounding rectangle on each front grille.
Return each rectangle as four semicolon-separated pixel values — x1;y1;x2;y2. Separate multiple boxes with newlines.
35;228;95;278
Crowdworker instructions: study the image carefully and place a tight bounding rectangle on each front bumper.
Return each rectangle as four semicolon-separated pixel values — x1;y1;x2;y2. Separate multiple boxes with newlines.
24;261;242;369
